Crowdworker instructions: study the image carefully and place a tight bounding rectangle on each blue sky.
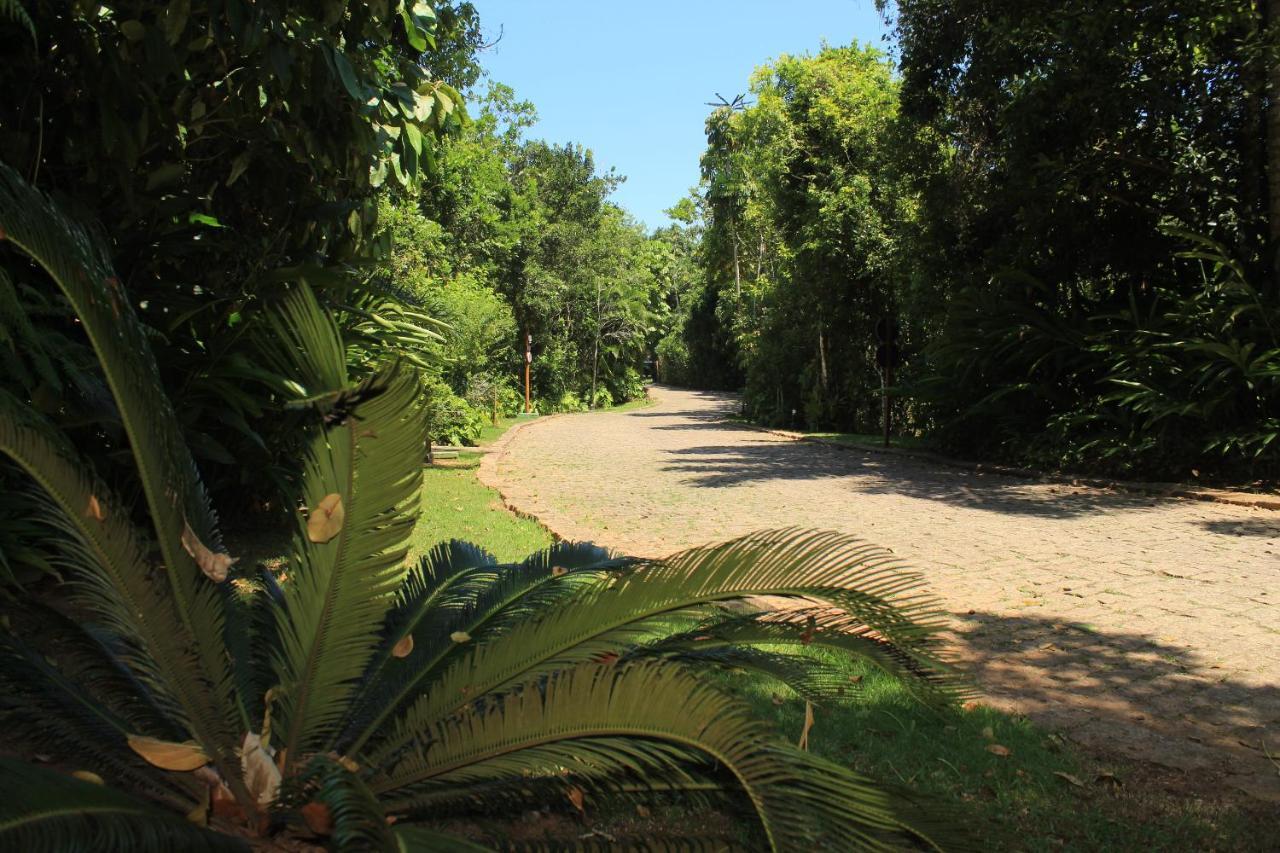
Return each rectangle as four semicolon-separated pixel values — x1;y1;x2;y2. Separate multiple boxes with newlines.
471;1;892;230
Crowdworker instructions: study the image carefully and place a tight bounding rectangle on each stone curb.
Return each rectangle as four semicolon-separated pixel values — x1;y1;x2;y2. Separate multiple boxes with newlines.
734;423;1280;512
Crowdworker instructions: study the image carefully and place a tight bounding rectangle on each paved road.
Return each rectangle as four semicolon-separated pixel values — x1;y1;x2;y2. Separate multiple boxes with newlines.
482;386;1280;799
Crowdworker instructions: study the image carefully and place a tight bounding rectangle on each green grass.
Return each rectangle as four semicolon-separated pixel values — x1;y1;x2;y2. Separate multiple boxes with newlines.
411;452;552;563
728;650;1273;851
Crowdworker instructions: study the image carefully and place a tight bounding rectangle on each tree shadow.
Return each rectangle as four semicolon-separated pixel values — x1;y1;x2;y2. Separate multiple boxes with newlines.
1198;519;1280;538
660;441;1162;519
950;610;1280;801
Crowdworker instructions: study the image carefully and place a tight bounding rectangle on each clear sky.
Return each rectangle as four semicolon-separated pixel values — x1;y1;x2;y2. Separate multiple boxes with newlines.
470;1;893;231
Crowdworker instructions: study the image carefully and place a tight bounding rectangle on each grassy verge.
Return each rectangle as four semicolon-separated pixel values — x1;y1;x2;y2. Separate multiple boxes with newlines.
732;652;1271;851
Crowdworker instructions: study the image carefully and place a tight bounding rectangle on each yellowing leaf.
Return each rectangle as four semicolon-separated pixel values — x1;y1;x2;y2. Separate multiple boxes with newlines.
127;735;210;771
566;785;585;815
985;744;1011;757
307;493;345;544
1053;771;1085;788
180;521;237;582
240;732;281;807
391;634;414;658
71;770;104;785
797;701;815;751
85;495;106;522
450;631;471;644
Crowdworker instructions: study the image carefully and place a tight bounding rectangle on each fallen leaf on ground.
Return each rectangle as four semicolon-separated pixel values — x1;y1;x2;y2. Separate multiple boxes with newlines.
797;701;815;751
985;744;1010;757
635;803;650;818
71;770;104;785
307;493;345;543
1053;771;1085;787
551;565;568;577
85;495;106;522
566;786;585;816
981;726;995;740
450;631;471;643
127;735;210;771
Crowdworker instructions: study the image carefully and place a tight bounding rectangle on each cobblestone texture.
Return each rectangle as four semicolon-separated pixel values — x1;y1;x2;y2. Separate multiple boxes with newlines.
482;386;1280;800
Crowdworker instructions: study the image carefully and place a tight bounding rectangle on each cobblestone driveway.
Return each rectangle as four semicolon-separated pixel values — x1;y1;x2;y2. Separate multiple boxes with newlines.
482;386;1280;800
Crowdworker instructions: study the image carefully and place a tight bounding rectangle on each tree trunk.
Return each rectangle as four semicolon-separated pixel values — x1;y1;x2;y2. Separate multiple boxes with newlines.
1267;0;1280;279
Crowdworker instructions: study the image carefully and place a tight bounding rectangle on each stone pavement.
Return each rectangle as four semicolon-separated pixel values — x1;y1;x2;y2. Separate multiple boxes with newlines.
480;385;1280;800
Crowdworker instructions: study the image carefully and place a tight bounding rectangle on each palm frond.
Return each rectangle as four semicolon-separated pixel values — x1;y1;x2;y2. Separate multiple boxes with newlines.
342;541;629;757
0;163;245;776
0;0;34;44
376;662;930;851
296;756;397;852
0;390;248;762
0;759;244;853
368;529;958;766
274;361;427;763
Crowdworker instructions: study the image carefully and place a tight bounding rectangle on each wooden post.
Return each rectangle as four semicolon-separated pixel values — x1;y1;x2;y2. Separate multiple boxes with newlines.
882;360;892;448
524;333;532;414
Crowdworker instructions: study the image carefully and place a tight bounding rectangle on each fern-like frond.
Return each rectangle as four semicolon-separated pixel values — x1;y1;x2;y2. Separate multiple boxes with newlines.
393;825;493;852
274;361;427;763
342;541;629;757
367;529;957;767
376;662;929;851
0;759;244;853
0;0;35;44
0;163;245;782
0;391;249;763
297;757;397;852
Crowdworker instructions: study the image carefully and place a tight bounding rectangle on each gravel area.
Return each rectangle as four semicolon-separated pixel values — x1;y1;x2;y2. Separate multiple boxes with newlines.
481;385;1280;800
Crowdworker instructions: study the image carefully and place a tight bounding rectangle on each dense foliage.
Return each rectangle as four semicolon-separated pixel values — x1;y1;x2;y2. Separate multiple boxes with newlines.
378;84;665;426
673;4;1279;483
0;162;962;850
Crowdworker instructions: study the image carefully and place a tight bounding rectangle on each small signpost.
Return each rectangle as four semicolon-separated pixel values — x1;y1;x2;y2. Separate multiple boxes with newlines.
524;333;533;415
875;317;901;448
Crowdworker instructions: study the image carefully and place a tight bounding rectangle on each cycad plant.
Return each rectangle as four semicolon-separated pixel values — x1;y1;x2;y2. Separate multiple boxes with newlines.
0;162;963;850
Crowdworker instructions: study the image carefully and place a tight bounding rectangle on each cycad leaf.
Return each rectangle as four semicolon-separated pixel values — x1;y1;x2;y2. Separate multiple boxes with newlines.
376;662;930;851
274;359;427;762
370;529;957;766
0;758;245;853
0;163;244;777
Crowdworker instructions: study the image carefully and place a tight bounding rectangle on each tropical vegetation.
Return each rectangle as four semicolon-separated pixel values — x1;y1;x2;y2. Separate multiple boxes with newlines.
0;159;963;849
664;2;1280;484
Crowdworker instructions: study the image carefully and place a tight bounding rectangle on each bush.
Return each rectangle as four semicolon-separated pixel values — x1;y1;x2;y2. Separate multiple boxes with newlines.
656;328;693;386
423;378;485;447
464;373;524;421
590;387;614;410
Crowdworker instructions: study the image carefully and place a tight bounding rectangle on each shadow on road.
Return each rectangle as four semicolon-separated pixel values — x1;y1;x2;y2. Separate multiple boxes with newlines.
952;609;1280;801
660;441;1169;519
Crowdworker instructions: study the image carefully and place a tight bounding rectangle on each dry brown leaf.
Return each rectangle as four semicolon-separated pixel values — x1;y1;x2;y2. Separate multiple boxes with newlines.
1053;771;1085;788
1096;771;1122;787
450;631;471;644
326;752;360;773
307;493;345;544
301;801;333;836
128;735;210;771
392;634;414;658
240;732;281;807
985;744;1010;757
797;701;815;751
180;521;237;582
209;782;244;822
566;786;585;816
551;565;568;577
771;693;784;706
799;614;817;646
71;770;104;785
635;803;651;818
85;495;106;522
